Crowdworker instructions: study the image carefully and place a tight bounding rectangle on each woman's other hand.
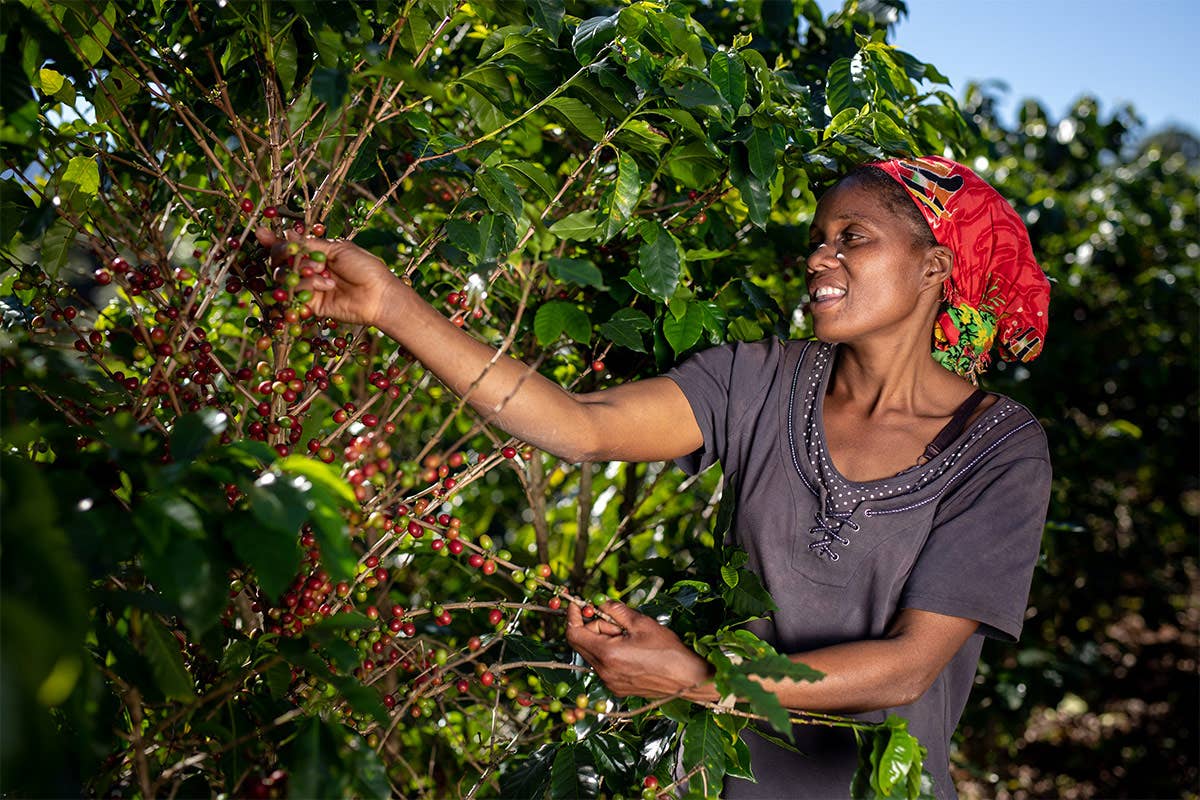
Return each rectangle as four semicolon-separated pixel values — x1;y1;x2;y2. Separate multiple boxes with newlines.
566;601;716;700
255;227;403;328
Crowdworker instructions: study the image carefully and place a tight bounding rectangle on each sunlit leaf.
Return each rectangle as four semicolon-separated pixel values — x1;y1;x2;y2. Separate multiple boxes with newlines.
535;301;591;345
572;14;617;66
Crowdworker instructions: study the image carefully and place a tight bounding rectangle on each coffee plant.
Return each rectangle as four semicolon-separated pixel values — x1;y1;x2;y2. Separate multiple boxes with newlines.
0;0;970;797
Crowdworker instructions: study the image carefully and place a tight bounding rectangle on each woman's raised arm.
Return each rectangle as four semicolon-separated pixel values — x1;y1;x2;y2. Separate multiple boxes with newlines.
257;229;703;464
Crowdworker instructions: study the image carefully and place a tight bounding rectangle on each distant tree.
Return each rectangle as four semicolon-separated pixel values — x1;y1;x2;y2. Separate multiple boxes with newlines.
953;86;1199;800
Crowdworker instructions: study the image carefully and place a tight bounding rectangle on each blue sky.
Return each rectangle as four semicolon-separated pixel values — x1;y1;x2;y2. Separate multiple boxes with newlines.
816;0;1199;136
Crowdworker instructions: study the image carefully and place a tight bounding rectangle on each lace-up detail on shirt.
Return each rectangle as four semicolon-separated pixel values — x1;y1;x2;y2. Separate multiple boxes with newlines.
808;505;860;560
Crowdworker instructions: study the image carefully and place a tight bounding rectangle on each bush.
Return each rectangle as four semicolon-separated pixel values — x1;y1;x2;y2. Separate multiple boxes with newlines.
1;1;972;797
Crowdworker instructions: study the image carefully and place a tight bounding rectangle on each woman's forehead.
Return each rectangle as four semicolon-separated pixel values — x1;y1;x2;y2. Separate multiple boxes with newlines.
812;181;893;226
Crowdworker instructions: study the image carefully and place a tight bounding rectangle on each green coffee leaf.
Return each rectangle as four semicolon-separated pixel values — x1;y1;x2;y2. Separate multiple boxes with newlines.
599;307;652;352
601;150;641;239
682;712;727;786
548;256;605;288
141;615;195;702
877;721;919;796
637;223;682;300
534;301;591;345
37;67;64;96
572;14;617;66
476;166;523;220
827;53;869;115
710;51;747;109
170;409;228;462
725;732;755;781
582;732;638;784
746;127;776;181
663;300;704;355
528;0;565;39
500;745;555;799
312;67;349;109
218;639;252;673
40;219;75;276
550;744;599;799
549;210;602;240
548;96;605;141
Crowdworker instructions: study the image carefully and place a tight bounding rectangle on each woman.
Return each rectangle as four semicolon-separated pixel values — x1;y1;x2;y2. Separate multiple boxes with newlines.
257;155;1052;799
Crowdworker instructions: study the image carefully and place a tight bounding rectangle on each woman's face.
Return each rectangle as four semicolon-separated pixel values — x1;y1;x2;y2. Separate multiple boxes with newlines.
805;178;937;347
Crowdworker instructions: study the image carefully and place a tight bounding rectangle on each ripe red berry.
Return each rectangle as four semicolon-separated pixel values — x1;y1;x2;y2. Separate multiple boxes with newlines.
311;223;326;237
488;608;503;626
468;554;485;569
501;446;517;459
548;596;562;611
644;775;660;789
240;197;254;212
480;671;496;687
264;206;278;218
591;360;605;373
481;559;495;575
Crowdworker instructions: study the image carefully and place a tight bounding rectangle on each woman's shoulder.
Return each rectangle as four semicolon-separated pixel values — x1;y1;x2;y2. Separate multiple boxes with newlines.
980;392;1050;463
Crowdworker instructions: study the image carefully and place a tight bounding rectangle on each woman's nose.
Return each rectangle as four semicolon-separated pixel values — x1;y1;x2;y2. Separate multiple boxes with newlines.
806;242;840;272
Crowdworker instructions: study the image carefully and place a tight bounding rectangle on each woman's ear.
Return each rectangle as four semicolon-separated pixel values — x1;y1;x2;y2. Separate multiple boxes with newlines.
921;245;954;291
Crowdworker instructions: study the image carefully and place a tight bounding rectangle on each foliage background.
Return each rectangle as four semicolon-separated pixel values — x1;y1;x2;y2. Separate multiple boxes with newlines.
0;0;1196;798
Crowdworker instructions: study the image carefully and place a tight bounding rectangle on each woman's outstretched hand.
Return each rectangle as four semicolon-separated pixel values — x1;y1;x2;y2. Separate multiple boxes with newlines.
255;227;404;328
566;601;716;700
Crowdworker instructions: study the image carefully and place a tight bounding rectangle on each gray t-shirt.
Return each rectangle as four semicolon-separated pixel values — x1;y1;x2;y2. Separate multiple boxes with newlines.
665;338;1051;800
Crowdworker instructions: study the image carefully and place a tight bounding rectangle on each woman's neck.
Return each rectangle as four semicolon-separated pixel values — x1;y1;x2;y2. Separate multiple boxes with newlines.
828;338;965;417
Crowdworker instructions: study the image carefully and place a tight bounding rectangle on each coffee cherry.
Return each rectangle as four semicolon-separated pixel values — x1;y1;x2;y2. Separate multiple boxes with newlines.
263;205;278;218
480;671;496;688
240;197;254;212
591;360;605;373
501;446;517;459
488;608;503;626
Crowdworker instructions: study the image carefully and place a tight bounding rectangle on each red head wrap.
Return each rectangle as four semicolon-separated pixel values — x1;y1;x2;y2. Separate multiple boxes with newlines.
870;155;1050;382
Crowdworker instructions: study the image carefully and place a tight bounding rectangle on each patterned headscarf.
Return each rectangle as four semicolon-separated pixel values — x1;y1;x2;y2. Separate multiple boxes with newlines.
870;156;1050;382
